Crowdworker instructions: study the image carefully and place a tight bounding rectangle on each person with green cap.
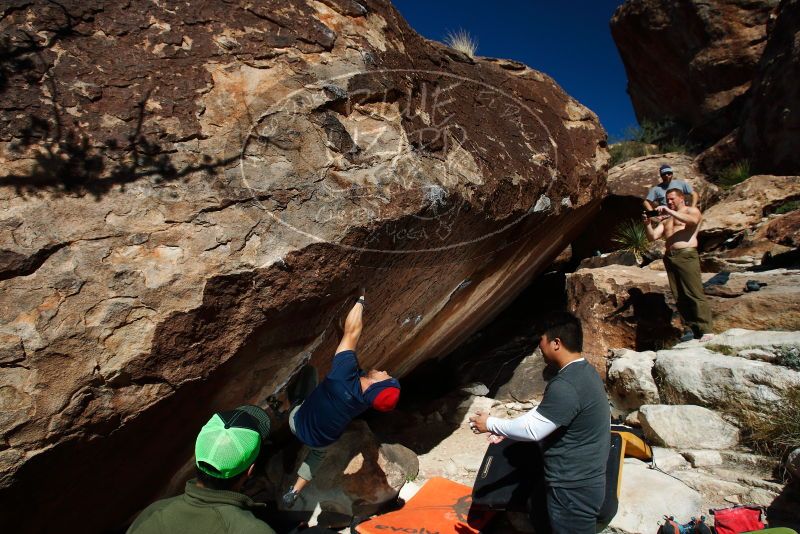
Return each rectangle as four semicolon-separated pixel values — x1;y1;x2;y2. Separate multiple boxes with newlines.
127;405;275;534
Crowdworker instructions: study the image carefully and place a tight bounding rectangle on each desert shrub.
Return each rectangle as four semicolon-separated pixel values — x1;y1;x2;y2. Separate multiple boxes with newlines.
777;347;800;370
609;141;651;167
611;219;649;261
773;199;800;215
715;160;751;189
724;386;800;459
623;118;698;156
444;29;477;58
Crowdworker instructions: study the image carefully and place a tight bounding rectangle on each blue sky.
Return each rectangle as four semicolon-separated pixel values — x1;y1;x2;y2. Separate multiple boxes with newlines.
393;0;635;141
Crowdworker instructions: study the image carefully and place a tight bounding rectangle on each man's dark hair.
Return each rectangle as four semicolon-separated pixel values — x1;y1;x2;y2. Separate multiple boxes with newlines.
666;188;685;197
195;463;250;491
541;312;583;353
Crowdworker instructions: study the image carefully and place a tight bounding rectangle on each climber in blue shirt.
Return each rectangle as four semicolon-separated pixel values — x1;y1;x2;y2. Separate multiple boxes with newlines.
282;292;401;508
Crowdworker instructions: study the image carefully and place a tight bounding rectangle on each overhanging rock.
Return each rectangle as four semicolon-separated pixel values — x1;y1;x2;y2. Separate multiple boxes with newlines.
0;1;607;530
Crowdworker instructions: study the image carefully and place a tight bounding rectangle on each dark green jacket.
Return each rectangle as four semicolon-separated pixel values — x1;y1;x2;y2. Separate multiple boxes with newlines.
127;479;275;534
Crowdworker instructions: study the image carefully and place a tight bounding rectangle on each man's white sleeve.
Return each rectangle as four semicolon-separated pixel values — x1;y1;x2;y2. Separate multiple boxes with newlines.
486;408;559;442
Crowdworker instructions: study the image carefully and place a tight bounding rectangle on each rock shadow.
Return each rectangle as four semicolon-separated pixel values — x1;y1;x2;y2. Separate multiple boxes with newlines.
606;287;680;351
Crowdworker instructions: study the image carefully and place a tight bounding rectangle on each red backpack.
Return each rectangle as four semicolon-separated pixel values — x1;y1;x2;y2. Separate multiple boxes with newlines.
710;505;765;534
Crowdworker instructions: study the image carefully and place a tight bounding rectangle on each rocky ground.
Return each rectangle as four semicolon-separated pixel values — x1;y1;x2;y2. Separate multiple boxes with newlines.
354;330;800;534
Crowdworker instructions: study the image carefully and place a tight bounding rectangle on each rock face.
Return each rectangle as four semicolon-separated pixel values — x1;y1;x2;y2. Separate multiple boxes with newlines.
610;0;776;144
740;0;800;174
568;265;800;368
699;175;800;250
0;1;608;531
607;348;660;413
654;343;800;409
638;404;739;449
766;210;800;248
567;265;683;371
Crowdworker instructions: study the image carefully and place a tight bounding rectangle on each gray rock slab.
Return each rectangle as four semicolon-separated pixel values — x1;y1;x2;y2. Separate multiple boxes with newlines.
608;459;702;534
653;346;800;409
639;405;739;449
607;349;660;412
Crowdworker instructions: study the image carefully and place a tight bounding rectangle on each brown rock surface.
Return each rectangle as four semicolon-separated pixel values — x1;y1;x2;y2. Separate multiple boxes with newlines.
567;265;800;372
566;265;681;376
0;1;607;531
699;175;800;250
740;0;800;174
766;209;800;247
610;0;776;144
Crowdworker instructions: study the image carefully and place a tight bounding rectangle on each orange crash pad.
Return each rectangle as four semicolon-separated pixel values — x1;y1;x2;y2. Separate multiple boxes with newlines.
356;477;493;534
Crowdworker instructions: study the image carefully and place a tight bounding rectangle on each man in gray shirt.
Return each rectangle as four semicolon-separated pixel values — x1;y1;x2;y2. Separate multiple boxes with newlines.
644;164;698;209
470;312;610;534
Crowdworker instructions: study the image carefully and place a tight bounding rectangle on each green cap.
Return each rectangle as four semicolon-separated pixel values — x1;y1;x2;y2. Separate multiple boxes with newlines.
195;405;271;479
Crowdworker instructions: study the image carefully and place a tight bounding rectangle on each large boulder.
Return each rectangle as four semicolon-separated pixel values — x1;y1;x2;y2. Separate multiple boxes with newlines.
608;458;703;534
709;270;800;331
493;349;549;403
566;265;681;375
766;209;800;248
606;348;660;413
0;1;609;531
739;0;800;174
568;264;800;370
706;328;800;365
699;175;800;251
610;0;776;144
638;404;739;449
653;341;800;410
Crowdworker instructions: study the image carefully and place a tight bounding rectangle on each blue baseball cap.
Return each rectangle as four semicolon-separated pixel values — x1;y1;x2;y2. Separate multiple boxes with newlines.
659;165;674;175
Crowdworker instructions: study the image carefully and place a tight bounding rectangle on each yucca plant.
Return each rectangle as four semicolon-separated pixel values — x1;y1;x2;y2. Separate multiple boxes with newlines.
611;219;650;263
444;29;478;58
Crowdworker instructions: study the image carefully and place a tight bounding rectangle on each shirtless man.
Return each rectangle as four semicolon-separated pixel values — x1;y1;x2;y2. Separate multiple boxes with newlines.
644;188;713;341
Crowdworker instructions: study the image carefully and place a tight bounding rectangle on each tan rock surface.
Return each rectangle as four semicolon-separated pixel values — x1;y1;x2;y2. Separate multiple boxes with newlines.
766;210;800;248
0;1;607;531
700;175;800;250
567;265;800;372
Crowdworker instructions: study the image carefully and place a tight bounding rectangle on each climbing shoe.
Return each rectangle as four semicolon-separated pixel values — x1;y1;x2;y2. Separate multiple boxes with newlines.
282;488;299;508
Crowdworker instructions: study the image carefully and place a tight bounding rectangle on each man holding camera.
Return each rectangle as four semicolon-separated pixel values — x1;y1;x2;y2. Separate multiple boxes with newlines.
644;164;698;210
644;188;713;342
